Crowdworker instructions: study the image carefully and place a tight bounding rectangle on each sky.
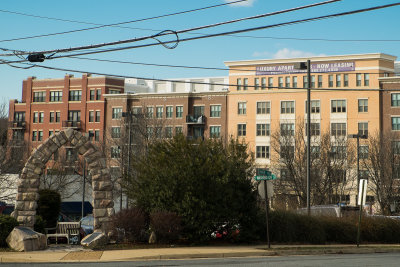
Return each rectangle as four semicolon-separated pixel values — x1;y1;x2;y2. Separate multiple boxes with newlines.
1;0;400;104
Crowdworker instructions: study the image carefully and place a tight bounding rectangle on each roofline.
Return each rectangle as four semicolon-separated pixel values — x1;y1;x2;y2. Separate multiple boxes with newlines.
104;90;228;99
224;53;397;67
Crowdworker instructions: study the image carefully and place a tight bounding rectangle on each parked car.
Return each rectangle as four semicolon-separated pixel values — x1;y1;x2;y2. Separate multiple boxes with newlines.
80;214;94;236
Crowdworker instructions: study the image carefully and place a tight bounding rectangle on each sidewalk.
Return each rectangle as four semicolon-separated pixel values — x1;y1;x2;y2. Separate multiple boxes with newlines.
1;244;400;263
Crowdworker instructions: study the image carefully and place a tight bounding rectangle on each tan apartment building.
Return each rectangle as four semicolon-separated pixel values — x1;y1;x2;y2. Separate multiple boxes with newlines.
225;53;397;207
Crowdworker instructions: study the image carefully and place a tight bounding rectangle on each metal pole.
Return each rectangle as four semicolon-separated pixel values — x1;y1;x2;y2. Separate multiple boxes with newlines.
307;60;311;215
81;160;85;219
126;112;132;210
357;179;365;247
357;135;360;195
264;180;271;249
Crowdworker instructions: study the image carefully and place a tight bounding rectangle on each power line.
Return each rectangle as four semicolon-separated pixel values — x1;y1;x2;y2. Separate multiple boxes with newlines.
0;0;248;43
0;0;341;57
45;2;400;60
68;56;396;75
15;62;399;92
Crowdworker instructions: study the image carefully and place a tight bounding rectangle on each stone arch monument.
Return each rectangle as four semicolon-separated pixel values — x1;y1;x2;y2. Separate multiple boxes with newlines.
12;128;115;236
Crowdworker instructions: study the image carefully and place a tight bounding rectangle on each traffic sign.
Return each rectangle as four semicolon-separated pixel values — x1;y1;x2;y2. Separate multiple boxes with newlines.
256;168;271;176
254;174;277;181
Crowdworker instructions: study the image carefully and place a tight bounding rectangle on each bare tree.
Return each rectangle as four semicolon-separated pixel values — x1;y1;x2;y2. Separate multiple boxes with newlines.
270;119;355;209
361;131;400;214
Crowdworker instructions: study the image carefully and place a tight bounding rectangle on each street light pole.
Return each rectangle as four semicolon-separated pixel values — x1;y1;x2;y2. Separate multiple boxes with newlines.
306;60;311;216
294;60;312;215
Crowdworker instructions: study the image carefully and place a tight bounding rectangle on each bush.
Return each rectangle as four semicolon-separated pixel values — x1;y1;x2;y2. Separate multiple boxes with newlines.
34;215;46;234
361;216;400;243
111;207;148;243
320;216;356;244
0;215;18;247
150;211;182;243
37;189;61;228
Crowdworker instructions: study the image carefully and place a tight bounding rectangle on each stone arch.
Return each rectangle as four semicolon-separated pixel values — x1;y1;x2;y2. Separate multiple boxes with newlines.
13;128;114;236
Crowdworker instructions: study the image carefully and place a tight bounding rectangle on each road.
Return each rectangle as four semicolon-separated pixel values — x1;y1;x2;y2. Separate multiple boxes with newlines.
2;253;400;266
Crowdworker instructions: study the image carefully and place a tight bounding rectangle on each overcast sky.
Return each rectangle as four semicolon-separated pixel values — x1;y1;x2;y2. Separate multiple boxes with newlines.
1;0;400;103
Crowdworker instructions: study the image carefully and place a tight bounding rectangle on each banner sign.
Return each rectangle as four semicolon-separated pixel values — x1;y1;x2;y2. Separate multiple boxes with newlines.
255;62;355;75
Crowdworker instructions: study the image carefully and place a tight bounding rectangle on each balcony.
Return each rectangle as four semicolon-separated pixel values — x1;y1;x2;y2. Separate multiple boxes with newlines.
62;120;81;129
186;115;206;124
8;121;26;129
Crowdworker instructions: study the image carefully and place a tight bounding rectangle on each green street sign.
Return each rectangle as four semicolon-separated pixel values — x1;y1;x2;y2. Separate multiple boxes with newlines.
254;174;277;181
256;168;272;176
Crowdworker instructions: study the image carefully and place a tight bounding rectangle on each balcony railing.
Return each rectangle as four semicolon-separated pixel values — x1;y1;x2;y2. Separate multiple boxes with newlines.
8;121;26;129
62;120;82;129
186;115;206;124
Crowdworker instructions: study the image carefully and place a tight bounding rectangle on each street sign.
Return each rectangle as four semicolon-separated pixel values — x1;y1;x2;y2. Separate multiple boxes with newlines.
254;175;277;181
256;168;271;176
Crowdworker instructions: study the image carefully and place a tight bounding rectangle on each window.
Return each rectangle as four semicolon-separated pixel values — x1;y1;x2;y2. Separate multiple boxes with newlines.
49;131;53;137
331;100;346;113
292;76;298;88
331;123;346;136
358;99;368;112
393;141;400;154
328;75;334;87
331;146;347;159
147;126;154;137
162;126;172;138
331;169;347;183
156;106;163;118
95;130;100;141
50;91;62;102
257;102;270;114
359;145;369;159
66;148;77;161
95;111;100;122
306;123;320;136
318;75;323;88
392;117;400;130
49;112;54;123
238;102;246;115
155;127;162;139
210;105;221;117
132;107;142;115
243;78;248;90
14;112;25;122
111;146;121;159
280;146;294;160
33;112;38;123
56;112;60;122
356;73;362;86
166;106;173;118
38;131;43;141
303;76;308;88
69;90;82;101
256;124;270;136
311;75;315;88
88;130;94;141
344;74;349;87
285;76;290;88
261;77;267;90
111;127;121;138
281;123;295;136
311;146;320;158
90;90;95;100
281;101;295;114
89;111;94;122
112;108;122;119
108;89;120;94
38;112;44;123
210;126;221;138
175;126;183;134
364;74;370;86
176;106;183;118
305;100;320;114
33;91;46;102
256;146;270;159
237;124;246;136
358;122;368;137
68;111;81;121
268;77;273;89
392;94;400;107
280;169;291;181
96;89;101;100
237;78;242;90
359;170;369;180
254;78;260;90
32;131;37;141
278;77;283;88
336;74;341;87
